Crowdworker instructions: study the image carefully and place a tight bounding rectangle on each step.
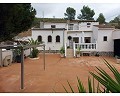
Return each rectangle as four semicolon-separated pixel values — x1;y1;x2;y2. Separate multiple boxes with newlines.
66;49;74;57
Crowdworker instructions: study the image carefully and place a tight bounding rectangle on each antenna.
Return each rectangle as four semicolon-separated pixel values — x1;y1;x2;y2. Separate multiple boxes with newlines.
43;11;44;18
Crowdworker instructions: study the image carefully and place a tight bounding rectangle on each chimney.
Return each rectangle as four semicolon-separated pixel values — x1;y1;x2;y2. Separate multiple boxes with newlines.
40;22;44;29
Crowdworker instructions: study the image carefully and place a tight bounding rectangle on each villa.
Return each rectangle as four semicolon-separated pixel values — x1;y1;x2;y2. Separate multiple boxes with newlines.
32;18;120;57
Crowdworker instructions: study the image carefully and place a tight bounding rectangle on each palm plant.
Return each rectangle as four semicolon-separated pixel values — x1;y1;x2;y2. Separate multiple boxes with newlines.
28;38;40;46
28;38;40;58
61;59;120;93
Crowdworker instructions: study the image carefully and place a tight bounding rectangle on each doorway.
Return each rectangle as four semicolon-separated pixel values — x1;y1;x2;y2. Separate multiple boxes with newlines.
73;37;79;43
114;39;120;56
84;37;91;43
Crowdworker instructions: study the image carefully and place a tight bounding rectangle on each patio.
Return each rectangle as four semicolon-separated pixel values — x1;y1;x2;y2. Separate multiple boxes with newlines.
0;54;120;93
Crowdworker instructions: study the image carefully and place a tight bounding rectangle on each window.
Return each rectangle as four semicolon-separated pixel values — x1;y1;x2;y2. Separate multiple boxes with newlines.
48;35;52;42
87;23;91;28
87;23;91;25
38;35;42;42
103;36;107;41
84;37;91;43
51;25;56;28
68;24;74;30
56;35;60;42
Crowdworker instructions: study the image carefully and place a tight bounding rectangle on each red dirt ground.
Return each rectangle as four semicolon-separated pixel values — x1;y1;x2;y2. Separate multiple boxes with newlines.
0;54;120;93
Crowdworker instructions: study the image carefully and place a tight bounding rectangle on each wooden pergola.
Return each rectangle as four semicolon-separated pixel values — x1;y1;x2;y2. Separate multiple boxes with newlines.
0;44;45;89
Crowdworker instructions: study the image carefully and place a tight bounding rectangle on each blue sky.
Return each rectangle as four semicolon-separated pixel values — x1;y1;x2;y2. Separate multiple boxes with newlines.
32;3;120;22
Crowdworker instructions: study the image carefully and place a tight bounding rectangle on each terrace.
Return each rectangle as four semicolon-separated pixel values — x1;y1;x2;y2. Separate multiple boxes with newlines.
0;54;119;92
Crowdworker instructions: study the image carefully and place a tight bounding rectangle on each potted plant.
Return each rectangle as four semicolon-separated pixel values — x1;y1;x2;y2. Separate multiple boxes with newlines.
95;52;99;57
60;46;65;58
115;55;120;64
14;49;21;63
76;47;80;58
30;48;39;58
28;38;40;59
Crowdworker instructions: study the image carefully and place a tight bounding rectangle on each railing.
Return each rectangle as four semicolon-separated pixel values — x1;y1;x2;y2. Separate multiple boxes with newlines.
68;25;79;30
74;43;97;51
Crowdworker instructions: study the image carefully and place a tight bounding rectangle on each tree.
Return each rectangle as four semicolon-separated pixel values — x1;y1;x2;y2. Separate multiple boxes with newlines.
109;15;120;29
0;4;36;42
96;13;106;24
77;5;95;20
110;15;120;23
64;7;76;20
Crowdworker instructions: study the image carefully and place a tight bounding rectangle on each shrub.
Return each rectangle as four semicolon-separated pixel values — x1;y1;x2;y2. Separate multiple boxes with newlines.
30;48;39;58
76;46;80;54
60;46;65;54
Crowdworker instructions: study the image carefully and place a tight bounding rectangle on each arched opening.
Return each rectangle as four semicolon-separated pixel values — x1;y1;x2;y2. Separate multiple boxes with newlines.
48;35;52;42
38;35;42;42
56;35;60;42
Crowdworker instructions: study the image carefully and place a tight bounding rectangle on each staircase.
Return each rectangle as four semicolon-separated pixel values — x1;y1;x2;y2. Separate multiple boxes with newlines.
66;49;74;58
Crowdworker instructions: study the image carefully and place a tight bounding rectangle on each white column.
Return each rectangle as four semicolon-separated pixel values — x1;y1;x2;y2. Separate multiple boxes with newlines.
82;31;85;43
73;42;76;57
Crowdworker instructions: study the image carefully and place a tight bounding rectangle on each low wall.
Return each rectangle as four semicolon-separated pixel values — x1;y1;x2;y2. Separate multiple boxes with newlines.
0;49;31;67
0;50;13;66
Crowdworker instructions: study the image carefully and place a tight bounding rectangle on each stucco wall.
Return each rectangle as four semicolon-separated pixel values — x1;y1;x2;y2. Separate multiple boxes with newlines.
32;29;64;50
0;50;13;66
112;30;120;39
44;22;66;29
92;26;98;42
79;22;99;31
67;31;93;44
97;29;114;52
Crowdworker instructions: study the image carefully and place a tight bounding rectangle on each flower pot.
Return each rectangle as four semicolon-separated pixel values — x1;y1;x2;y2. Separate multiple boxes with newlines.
16;55;21;63
76;54;80;58
60;54;65;58
116;59;120;64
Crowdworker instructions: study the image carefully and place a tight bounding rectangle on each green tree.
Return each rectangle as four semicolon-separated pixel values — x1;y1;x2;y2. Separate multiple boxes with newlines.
77;5;95;20
110;15;120;23
64;7;76;20
109;15;120;29
96;13;106;24
0;4;36;42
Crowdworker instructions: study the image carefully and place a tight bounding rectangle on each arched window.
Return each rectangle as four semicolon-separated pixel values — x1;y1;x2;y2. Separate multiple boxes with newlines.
38;35;42;42
56;35;60;42
48;35;52;42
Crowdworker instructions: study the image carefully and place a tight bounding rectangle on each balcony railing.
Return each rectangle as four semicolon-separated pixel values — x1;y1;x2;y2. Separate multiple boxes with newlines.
68;25;79;30
74;43;97;51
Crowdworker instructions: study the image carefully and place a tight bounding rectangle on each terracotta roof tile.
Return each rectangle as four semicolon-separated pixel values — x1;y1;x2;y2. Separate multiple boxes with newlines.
17;29;32;38
94;25;115;28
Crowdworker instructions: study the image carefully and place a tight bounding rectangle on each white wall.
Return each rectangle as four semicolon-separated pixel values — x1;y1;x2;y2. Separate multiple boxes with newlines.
79;22;99;31
92;26;99;43
112;30;120;39
44;22;67;29
32;29;64;50
97;29;114;52
0;50;13;66
67;31;82;45
67;31;93;45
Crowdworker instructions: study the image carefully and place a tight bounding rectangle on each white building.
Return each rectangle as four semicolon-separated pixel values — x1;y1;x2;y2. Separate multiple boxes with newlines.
32;18;120;57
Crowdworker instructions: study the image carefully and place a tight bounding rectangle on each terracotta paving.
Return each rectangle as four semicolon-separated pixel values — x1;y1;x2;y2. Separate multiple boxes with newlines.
0;54;120;93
